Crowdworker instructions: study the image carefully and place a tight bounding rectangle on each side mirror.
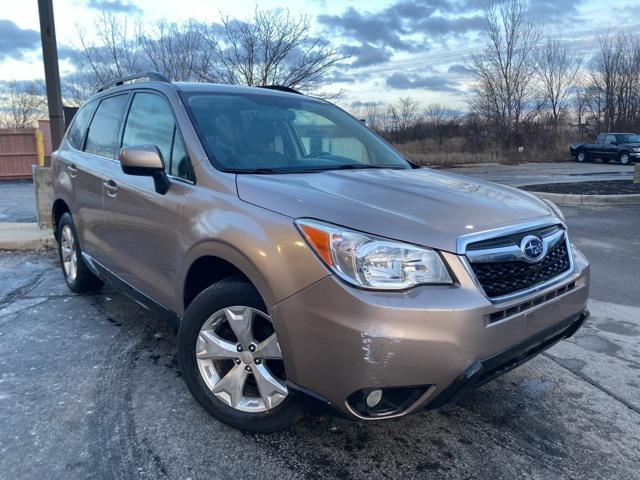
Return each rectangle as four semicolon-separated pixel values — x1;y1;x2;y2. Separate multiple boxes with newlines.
119;144;170;194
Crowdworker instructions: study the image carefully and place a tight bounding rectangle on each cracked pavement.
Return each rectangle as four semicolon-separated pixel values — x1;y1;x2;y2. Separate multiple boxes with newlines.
0;205;639;479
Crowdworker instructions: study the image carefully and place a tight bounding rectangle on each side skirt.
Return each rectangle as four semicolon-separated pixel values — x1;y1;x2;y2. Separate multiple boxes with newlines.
82;253;180;330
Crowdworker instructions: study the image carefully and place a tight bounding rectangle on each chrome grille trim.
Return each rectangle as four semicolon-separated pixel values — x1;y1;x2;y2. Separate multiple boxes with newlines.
458;220;576;303
466;228;566;264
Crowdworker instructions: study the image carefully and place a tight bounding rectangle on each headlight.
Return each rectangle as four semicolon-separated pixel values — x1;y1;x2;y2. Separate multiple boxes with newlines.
543;198;565;222
296;219;452;289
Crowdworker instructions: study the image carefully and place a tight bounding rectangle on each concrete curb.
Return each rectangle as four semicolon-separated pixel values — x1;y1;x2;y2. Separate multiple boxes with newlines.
528;191;640;206
0;223;55;251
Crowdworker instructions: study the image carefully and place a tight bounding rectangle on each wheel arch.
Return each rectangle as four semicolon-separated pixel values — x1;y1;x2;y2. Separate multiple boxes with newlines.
51;198;71;240
182;241;276;314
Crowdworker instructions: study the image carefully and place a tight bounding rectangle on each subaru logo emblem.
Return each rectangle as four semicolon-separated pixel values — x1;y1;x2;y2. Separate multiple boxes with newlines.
520;235;544;261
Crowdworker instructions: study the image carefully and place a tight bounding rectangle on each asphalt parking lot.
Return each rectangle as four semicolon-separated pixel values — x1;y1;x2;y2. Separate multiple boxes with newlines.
0;201;639;480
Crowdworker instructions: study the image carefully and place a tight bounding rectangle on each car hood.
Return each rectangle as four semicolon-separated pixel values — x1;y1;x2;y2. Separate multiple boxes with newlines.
236;168;556;253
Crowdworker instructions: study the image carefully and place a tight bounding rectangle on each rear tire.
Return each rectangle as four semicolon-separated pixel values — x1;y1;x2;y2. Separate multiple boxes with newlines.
57;213;103;293
576;150;588;162
178;279;303;433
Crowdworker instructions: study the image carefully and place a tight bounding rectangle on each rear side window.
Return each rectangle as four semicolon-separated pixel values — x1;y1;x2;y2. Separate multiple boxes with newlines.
122;92;192;180
85;94;129;159
66;101;97;149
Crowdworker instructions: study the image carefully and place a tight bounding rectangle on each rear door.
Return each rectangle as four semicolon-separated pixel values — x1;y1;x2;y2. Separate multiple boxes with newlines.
102;90;195;310
72;94;130;264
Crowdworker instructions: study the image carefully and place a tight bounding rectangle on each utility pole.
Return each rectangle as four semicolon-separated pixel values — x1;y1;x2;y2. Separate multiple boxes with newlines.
38;0;65;160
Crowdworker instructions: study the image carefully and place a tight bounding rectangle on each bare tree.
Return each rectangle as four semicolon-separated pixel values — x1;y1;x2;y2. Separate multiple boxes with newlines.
138;20;218;82
70;8;348;97
534;36;582;131
468;0;541;147
207;9;348;90
423;103;461;147
585;33;640;132
0;80;46;128
364;102;382;130
388;97;418;142
75;12;143;90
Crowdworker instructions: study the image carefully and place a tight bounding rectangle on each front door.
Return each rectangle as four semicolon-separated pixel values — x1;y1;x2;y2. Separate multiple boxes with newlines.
102;91;195;312
603;134;618;159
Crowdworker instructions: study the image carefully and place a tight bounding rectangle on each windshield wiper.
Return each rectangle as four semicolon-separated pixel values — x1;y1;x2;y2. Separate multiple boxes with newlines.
296;164;405;172
233;167;292;174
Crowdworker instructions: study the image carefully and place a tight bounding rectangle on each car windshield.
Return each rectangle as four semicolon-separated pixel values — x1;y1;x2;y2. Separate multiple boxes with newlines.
617;134;640;143
182;91;411;173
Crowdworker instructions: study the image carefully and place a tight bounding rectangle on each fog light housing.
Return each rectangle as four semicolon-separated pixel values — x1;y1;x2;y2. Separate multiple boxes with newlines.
347;386;430;418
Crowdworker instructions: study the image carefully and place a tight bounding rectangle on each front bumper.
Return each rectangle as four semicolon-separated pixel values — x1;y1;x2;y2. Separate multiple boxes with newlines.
272;250;590;419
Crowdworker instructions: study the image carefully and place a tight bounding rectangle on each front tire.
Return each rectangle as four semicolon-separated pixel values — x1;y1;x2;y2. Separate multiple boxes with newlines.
57;213;103;293
178;279;303;432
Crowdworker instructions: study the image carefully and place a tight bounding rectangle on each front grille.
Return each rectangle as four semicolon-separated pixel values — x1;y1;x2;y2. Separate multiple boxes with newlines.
469;239;571;298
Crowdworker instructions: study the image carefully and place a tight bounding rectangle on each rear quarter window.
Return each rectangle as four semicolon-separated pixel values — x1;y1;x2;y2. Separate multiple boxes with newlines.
66;101;97;150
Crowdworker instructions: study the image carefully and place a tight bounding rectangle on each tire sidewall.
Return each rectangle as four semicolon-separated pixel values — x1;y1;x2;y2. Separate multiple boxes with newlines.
177;280;301;432
619;152;630;165
57;213;81;290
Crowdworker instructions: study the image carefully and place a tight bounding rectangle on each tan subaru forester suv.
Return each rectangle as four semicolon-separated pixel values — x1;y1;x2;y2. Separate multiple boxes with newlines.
51;73;590;432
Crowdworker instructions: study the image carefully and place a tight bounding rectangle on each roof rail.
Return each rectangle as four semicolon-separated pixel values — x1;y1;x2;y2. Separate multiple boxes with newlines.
258;85;303;95
97;72;171;93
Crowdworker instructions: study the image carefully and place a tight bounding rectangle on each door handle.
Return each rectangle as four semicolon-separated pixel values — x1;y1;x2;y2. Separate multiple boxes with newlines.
103;179;118;197
67;164;78;177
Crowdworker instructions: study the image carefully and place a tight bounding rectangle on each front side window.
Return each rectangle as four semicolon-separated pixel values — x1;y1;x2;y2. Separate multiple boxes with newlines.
183;92;410;173
66;101;97;150
122;92;192;180
84;94;129;159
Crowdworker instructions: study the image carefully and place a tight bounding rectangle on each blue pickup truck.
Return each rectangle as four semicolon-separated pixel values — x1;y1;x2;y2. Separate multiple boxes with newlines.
570;132;640;165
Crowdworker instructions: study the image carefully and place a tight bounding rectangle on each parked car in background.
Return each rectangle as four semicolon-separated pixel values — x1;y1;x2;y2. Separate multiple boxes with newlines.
51;73;590;432
570;132;640;165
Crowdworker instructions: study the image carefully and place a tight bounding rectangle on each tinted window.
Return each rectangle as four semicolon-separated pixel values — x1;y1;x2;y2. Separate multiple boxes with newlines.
66;101;97;149
185;92;410;173
122;93;174;167
616;134;640;143
605;135;617;145
85;95;129;158
122;93;192;180
170;130;192;179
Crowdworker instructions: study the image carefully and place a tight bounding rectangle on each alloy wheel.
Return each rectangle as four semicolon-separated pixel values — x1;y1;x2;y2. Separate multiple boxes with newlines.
620;153;630;165
195;306;288;412
60;225;77;283
577;152;585;162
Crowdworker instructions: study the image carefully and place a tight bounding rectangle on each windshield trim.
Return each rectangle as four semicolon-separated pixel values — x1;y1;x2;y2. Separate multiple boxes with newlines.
178;90;412;174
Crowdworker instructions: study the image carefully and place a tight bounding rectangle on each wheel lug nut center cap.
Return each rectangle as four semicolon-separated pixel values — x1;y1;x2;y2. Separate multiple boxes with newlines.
240;351;253;364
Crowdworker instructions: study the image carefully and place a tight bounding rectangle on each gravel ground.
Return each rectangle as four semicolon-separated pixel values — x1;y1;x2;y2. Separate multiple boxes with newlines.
523;180;640;195
0;205;639;479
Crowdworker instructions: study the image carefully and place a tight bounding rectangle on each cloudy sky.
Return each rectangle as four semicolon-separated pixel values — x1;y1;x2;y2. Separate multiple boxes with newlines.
1;0;638;109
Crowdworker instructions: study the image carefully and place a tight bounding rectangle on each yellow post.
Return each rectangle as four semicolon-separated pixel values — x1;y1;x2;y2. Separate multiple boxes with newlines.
35;129;45;167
